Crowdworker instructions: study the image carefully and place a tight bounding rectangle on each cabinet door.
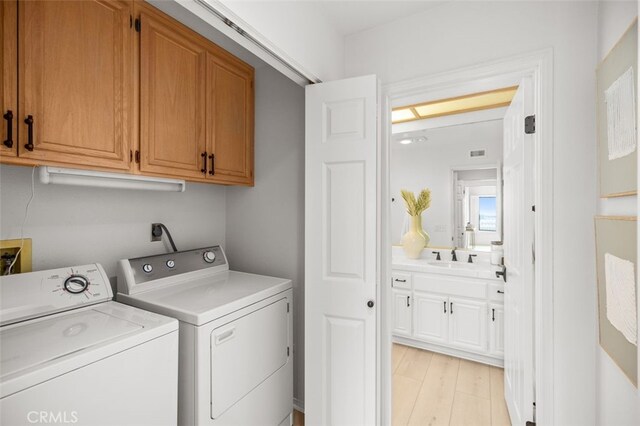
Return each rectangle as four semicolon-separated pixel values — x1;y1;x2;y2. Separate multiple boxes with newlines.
206;53;254;185
489;303;504;356
413;291;448;344
0;0;17;158
139;10;207;179
19;0;132;169
392;289;412;337
448;297;487;353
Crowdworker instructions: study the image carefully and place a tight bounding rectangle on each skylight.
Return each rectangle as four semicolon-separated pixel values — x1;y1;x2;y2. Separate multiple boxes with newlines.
392;86;518;124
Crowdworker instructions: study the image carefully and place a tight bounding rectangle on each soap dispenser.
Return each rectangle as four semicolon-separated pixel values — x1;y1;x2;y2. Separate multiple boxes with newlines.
464;222;476;249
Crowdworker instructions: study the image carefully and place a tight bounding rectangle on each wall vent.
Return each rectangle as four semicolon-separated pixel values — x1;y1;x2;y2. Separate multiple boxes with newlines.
469;149;486;158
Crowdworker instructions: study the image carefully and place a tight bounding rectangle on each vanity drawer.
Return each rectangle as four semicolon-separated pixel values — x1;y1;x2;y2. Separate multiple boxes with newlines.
413;273;486;299
488;283;505;302
392;271;412;289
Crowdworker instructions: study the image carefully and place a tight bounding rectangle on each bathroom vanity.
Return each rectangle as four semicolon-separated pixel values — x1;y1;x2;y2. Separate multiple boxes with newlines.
392;248;505;366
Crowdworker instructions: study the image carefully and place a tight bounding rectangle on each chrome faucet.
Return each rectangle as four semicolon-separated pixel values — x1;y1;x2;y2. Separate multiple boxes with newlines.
467;254;477;263
451;248;457;262
432;251;441;261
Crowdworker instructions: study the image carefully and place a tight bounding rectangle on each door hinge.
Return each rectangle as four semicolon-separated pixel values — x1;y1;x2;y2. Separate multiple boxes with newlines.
134;18;141;32
287;347;290;356
135;150;140;163
525;115;536;134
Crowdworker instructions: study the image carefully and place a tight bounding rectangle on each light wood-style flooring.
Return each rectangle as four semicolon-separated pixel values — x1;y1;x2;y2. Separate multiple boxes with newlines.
393;343;511;426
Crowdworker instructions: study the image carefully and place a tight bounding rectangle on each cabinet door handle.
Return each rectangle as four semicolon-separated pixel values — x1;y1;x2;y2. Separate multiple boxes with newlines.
492;308;495;322
24;115;34;151
3;110;13;148
201;152;207;174
443;301;447;313
406;296;410;307
450;302;453;314
394;279;406;283
208;153;215;175
497;290;504;294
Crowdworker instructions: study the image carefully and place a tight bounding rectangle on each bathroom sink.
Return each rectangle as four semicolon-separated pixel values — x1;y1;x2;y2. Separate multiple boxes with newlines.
425;260;484;270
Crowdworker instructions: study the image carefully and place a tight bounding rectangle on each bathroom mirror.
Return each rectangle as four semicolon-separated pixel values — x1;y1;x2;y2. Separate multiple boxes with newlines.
391;119;504;249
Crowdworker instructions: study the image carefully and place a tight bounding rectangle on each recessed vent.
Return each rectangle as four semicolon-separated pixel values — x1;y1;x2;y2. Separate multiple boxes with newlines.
470;149;486;158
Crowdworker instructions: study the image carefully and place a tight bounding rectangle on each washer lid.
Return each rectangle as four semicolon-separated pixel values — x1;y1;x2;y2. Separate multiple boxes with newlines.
1;308;142;380
117;271;292;326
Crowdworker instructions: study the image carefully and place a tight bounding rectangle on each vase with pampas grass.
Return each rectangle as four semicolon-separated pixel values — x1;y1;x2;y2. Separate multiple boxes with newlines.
400;188;431;259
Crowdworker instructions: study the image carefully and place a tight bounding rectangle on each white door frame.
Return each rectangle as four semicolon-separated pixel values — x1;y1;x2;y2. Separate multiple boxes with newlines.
380;48;553;425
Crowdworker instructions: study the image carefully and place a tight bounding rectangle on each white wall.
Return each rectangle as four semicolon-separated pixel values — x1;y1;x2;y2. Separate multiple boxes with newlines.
0;165;226;278
225;65;306;405
391;120;503;246
595;2;639;425
216;0;345;82
346;2;599;424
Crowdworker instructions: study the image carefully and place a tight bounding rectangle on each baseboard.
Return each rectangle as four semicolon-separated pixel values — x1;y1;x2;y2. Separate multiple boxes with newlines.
393;335;504;367
293;398;304;413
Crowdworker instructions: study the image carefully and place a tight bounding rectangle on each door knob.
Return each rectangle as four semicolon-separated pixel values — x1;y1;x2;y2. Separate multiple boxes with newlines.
367;300;374;308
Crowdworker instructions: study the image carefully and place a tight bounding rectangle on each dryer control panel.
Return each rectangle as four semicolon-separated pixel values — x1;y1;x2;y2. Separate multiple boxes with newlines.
117;245;228;295
0;264;113;326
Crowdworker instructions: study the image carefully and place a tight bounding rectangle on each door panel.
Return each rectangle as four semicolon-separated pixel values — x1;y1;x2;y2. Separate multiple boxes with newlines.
210;298;289;419
448;297;487;352
489;304;504;356
305;75;378;425
392;289;412;337
207;54;254;185
503;78;535;425
19;0;131;169
413;291;448;343
139;10;207;179
0;0;17;158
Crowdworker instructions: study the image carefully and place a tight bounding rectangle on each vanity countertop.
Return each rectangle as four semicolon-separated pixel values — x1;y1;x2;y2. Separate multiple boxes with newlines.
392;250;503;280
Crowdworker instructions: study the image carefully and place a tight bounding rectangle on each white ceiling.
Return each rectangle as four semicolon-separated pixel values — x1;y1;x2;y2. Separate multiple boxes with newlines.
318;0;448;36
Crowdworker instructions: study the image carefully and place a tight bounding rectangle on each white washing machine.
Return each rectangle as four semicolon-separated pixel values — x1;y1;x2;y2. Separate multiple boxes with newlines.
0;264;179;425
116;245;293;426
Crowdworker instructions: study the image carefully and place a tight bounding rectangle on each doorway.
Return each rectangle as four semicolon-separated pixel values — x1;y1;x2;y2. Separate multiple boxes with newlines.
381;49;553;426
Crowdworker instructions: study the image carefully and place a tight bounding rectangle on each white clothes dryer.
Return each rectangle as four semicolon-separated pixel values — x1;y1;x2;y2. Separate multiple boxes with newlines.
117;245;293;426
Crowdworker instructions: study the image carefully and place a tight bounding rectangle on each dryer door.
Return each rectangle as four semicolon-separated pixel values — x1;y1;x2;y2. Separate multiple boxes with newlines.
210;297;289;418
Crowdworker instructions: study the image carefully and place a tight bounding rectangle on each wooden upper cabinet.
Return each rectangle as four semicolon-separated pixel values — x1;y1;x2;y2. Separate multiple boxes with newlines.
0;1;17;159
18;0;132;170
138;10;208;180
207;53;254;185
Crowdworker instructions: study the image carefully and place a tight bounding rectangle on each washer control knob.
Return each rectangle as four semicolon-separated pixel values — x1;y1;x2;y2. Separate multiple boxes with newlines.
142;264;153;274
203;251;216;263
64;275;89;294
166;260;175;269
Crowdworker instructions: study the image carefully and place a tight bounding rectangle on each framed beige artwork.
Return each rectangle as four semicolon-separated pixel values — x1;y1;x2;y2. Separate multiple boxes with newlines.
595;216;637;387
597;19;637;198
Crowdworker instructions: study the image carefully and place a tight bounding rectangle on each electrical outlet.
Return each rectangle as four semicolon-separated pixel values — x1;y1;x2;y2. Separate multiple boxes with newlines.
151;223;163;242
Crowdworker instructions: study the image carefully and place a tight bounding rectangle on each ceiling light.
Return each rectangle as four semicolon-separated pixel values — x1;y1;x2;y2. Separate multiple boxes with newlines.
39;166;186;192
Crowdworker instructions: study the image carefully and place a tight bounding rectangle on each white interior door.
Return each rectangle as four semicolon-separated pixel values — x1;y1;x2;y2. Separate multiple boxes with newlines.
305;75;378;425
502;78;535;425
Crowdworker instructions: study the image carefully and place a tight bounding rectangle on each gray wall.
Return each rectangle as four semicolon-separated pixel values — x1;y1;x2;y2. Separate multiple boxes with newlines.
0;165;226;278
225;65;305;405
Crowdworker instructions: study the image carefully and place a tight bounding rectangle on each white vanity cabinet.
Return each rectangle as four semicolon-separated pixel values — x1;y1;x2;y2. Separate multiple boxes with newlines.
413;291;448;343
392;288;412;337
488;303;504;356
392;268;504;366
449;297;487;352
